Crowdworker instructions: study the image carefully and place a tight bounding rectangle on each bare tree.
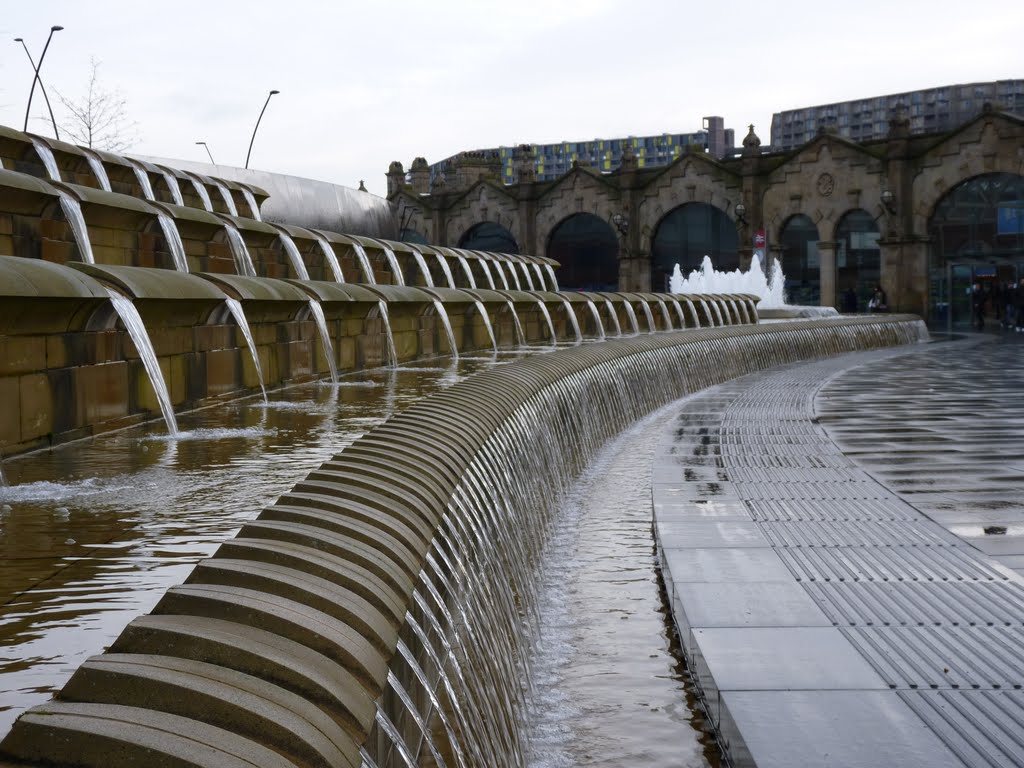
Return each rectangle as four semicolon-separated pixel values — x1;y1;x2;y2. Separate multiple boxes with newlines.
58;58;138;152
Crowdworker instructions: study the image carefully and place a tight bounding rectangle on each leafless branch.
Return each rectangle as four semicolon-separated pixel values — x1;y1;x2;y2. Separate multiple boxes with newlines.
57;57;139;153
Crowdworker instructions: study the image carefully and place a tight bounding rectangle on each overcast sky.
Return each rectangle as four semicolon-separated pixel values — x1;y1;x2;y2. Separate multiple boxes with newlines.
1;0;1021;197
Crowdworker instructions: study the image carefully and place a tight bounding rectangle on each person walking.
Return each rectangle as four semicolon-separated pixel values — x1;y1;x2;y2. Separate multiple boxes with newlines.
867;285;888;313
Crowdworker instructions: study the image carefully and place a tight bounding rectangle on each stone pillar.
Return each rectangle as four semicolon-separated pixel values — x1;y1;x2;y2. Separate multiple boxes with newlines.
817;240;837;309
386;161;405;198
878;236;929;316
408;158;430;195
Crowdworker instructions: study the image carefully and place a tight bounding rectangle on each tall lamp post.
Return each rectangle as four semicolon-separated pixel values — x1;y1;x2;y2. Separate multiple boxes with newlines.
196;141;215;163
21;25;63;135
244;89;279;169
14;36;61;139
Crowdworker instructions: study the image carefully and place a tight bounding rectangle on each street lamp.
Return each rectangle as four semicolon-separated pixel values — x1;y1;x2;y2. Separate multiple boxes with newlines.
244;89;279;169
22;25;63;134
196;141;215;163
14;36;60;139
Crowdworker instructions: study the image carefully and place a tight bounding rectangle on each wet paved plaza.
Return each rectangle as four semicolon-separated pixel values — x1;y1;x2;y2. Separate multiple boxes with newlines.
655;332;1024;767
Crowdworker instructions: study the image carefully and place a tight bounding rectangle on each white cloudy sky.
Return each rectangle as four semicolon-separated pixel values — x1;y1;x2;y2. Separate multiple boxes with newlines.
1;0;1021;197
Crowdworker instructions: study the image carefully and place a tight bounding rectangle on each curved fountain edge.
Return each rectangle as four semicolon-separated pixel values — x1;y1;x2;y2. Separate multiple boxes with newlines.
0;315;929;767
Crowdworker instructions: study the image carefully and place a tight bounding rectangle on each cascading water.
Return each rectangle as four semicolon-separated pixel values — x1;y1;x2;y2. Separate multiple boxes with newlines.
543;263;559;292
432;299;459;359
156;213;189;272
519;261;536;291
105;289;178;434
461;250;495;289
488;255;510;290
505;299;525;347
638;301;657;334
378;300;398;367
473;300;498;352
240;187;262;221
57;192;95;265
499;258;521;291
130;162;155;201
30;138;60;181
622;301;640;335
670;298;687;328
603;298;623;337
409;246;434;287
160;171;185;206
671;255;787;309
214;183;239;217
454;251;477;289
352;242;375;283
435;252;457;288
656;298;674;330
535;300;557;346
312;234;344;282
369;239;404;286
585;299;606;341
188;176;214;212
84;151;111;192
276;229;310;280
306;299;338;384
224;297;267;402
224;223;257;277
708;299;725;326
681;298;701;327
531;262;546;292
559;298;583;344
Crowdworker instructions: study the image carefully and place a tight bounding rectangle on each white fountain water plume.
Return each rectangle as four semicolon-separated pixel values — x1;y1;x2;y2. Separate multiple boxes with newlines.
670;255;787;309
224;297;267;402
105;289;178;433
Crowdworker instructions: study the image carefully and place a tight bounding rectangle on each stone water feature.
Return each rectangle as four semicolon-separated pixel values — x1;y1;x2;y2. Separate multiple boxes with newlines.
0;122;929;766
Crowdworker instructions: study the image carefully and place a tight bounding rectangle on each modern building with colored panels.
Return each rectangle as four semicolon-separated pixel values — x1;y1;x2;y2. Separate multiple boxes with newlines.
771;79;1024;150
429;116;734;186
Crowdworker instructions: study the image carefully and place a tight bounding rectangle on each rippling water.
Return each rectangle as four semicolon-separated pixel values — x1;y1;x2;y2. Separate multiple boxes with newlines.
0;357;517;734
526;407;717;768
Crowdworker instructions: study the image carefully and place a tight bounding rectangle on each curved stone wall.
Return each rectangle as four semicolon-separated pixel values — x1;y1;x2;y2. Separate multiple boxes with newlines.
0;315;927;767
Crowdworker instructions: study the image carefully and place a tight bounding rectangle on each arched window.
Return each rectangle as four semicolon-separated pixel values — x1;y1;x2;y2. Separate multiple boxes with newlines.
546;213;619;291
835;209;881;312
780;214;820;305
651;203;739;292
928;172;1024;327
458;222;518;253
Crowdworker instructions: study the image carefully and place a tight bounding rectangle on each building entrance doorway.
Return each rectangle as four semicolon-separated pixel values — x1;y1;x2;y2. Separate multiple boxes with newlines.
943;261;1022;331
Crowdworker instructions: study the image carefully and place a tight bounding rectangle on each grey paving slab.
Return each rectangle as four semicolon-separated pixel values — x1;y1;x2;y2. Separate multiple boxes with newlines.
653;498;752;521
656;520;771;549
719;690;966;768
659;548;795;584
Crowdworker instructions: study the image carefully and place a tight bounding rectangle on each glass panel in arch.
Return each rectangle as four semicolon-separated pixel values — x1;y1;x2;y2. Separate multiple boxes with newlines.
458;222;519;253
651;203;739;292
780;214;820;305
835;209;881;312
546;213;619;291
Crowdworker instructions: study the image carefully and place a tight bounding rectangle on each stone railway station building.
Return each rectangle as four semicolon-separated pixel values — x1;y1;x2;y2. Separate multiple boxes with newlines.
388;107;1024;327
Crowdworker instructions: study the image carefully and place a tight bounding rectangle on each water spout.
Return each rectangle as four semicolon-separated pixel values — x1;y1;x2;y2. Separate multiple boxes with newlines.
585;299;606;341
188;176;214;212
453;251;477;289
130;162;155;201
224;223;257;277
240;187;262;221
505;299;525;347
622;301;640;335
106;289;178;433
559;297;582;344
433;299;459;359
276;229;309;280
378;300;398;367
656;298;674;330
671;255;787;309
535;300;557;346
312;233;344;282
84;150;111;192
160;171;185;206
213;182;239;217
352;242;375;283
306;299;338;383
156;213;189;272
409;245;434;287
57;192;95;265
638;301;657;334
30;138;60;181
474;300;498;352
224;297;267;402
603;298;623;337
435;252;456;288
543;263;559;292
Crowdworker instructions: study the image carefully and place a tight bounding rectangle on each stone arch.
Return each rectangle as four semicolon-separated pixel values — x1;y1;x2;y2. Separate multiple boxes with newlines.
534;170;621;258
545;213;619;291
834;208;882;309
444;182;519;248
650;203;739;291
458;221;519;253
